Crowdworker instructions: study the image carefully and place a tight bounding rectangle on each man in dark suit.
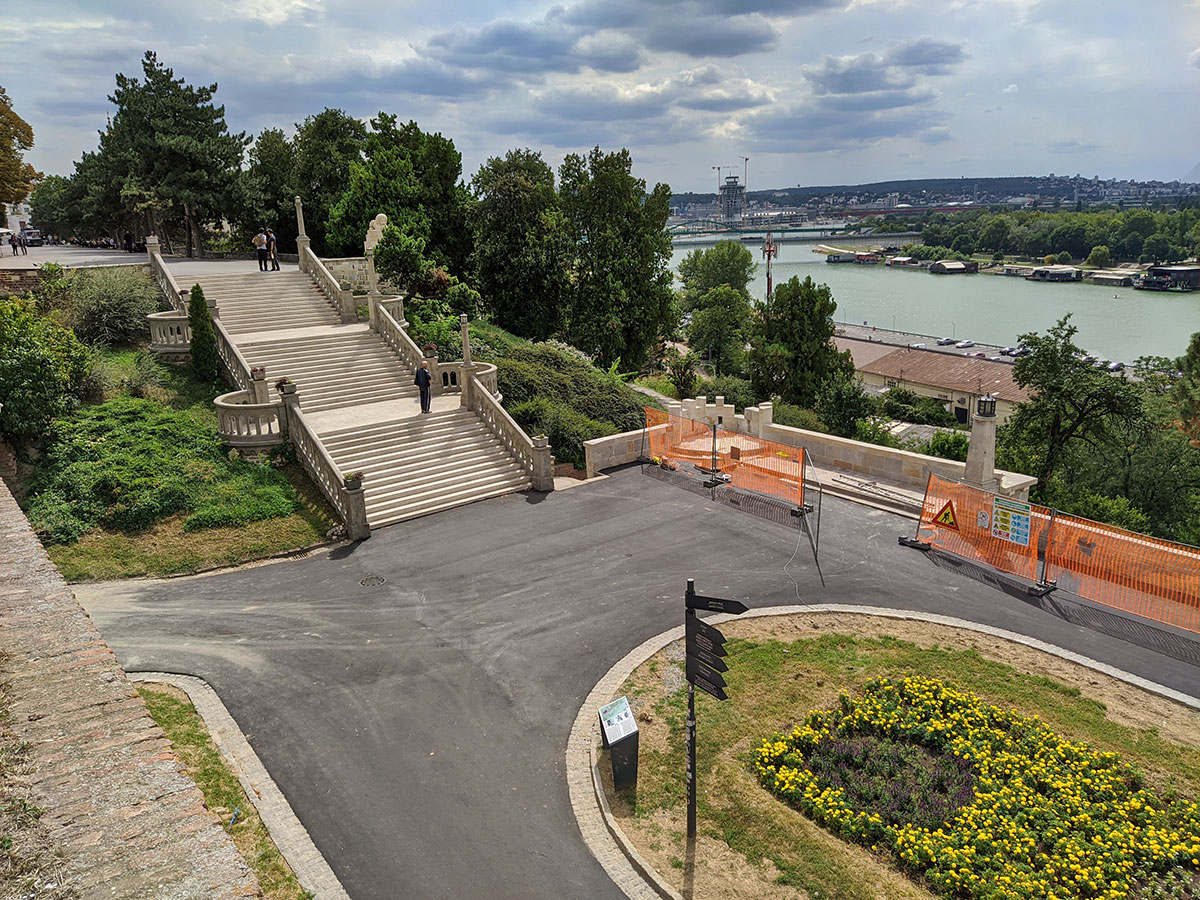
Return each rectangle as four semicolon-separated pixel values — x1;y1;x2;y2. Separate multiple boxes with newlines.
415;361;433;414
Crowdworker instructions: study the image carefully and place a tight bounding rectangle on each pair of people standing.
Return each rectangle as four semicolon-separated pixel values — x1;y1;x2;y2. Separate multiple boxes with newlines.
251;229;280;271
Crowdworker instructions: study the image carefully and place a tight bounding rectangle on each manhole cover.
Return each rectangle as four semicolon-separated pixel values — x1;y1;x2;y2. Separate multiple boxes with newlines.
360;575;386;587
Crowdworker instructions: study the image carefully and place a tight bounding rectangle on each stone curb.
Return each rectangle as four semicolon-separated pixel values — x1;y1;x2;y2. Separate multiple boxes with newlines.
566;604;1200;900
129;671;351;900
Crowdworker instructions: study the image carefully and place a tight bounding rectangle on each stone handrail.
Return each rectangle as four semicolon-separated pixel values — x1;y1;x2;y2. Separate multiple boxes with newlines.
284;402;369;539
147;242;189;312
376;302;425;370
301;245;356;323
213;318;253;391
439;361;499;397
148;310;190;351
214;391;285;452
468;372;534;474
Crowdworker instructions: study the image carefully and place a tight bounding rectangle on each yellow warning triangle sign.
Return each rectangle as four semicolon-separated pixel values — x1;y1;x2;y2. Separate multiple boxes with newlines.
934;500;959;531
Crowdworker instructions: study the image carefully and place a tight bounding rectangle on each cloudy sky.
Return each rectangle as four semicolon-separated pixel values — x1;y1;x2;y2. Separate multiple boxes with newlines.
5;1;1199;193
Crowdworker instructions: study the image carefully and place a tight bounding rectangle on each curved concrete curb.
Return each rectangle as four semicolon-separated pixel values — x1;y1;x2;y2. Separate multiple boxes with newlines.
566;604;1200;900
129;672;351;900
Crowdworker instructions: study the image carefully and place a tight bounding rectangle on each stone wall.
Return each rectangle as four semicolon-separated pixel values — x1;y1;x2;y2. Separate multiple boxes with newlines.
0;267;41;295
0;480;262;898
322;257;398;294
584;397;1037;499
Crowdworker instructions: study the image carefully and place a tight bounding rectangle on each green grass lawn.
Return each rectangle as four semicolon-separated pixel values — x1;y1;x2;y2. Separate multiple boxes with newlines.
25;348;338;581
137;684;313;900
607;623;1200;900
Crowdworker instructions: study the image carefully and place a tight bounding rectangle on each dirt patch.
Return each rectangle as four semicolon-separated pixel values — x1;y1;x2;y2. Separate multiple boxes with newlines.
601;611;1200;900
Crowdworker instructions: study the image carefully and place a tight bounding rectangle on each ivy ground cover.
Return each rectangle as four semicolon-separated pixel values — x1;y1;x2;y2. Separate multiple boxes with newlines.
757;675;1200;899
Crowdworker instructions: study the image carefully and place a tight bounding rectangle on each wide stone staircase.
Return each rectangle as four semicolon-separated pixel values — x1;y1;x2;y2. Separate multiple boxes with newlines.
182;265;536;527
318;410;532;525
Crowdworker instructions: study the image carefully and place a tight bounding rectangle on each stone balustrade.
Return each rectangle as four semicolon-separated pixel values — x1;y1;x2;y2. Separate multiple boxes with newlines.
466;372;553;491
214;390;286;456
584;395;1038;499
148;310;191;363
279;390;369;539
213;318;254;391
146;235;189;313
300;244;357;323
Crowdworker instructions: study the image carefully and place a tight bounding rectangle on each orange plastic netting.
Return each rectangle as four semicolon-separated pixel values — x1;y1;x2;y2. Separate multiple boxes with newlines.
917;473;1200;634
643;408;804;507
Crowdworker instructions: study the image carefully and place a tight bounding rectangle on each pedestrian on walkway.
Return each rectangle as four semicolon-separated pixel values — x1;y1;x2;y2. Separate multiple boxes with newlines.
415;360;432;414
18;234;27;255
267;229;280;271
7;234;15;256
252;229;268;271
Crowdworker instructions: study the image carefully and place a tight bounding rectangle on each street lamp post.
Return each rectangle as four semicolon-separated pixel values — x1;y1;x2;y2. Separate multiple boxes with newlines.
952;321;957;339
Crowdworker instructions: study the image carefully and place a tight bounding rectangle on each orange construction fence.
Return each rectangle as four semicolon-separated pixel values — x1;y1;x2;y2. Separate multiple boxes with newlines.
916;473;1200;634
643;408;805;508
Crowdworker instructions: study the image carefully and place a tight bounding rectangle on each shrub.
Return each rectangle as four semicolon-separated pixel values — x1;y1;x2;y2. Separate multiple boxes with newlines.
24;397;298;542
921;429;970;461
816;373;875;438
703;375;758;411
187;284;219;382
882;387;957;427
508;396;616;469
0;296;89;441
664;347;698;399
771;401;827;433
854;416;898;447
445;282;481;318
70;266;160;345
123;352;165;398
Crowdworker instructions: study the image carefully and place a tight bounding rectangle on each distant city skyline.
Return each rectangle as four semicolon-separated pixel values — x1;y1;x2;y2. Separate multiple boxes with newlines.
5;1;1199;193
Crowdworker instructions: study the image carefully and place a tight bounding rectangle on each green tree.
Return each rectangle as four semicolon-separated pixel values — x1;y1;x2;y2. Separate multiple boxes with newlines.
1085;245;1112;268
746;275;851;407
373;219;434;296
0;86;38;205
0;296;88;442
29;174;72;237
677;240;756;309
325;146;425;257
688;284;751;376
1174;332;1200;448
815;368;874;438
470;149;570;340
978;218;1010;253
558;147;674;370
243;128;298;252
293;108;366;257
999;315;1144;496
663;347;699;399
187;284;219;382
103;51;249;255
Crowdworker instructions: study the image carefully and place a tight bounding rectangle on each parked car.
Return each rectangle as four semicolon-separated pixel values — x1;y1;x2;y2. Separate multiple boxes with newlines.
955;339;975;348
991;356;1007;362
1011;347;1031;357
937;337;956;346
19;228;42;246
1001;346;1017;356
1107;361;1125;372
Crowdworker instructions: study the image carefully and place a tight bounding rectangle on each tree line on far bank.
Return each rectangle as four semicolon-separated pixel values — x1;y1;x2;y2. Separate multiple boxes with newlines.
867;205;1200;266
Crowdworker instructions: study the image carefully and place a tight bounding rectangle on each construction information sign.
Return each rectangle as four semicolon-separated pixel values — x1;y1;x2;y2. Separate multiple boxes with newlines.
992;496;1032;547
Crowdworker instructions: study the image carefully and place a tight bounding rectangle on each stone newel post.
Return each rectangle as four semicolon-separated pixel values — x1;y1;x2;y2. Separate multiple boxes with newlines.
963;394;998;492
531;436;555;492
295;196;310;273
145;234;160;257
249;367;270;404
342;482;370;541
459;313;474;408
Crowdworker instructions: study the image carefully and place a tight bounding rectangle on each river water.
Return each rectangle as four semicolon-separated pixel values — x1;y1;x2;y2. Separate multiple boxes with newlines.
671;239;1199;363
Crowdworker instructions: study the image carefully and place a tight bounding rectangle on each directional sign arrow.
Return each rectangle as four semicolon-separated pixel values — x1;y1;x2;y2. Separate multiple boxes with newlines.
686;656;727;689
688;645;728;673
690;673;728;702
685;593;749;615
685;614;727;657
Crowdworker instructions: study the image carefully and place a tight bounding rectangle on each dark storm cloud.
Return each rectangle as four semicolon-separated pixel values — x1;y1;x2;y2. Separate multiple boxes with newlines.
389;58;508;99
428;19;588;74
803;36;967;96
883;36;966;73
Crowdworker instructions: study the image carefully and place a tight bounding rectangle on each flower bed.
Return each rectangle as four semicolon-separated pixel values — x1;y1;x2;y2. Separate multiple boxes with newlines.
756;675;1200;900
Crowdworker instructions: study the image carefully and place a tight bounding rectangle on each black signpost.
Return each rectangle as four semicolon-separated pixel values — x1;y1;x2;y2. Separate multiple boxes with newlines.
684;579;749;838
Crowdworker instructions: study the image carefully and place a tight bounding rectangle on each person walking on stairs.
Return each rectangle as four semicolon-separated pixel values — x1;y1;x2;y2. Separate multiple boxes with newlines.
415;360;432;414
252;229;268;271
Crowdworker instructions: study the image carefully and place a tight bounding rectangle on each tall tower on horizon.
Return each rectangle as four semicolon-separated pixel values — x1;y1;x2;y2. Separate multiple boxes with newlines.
718;175;746;223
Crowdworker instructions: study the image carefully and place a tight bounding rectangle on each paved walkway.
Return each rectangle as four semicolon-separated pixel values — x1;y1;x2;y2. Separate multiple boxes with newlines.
74;466;1200;900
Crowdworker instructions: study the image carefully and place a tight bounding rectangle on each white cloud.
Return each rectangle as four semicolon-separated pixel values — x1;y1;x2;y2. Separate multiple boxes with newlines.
1002;83;1019;94
1190;46;1200;69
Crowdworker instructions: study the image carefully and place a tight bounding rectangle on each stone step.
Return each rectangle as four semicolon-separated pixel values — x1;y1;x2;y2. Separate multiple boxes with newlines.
329;430;503;473
319;411;479;446
240;344;394;367
346;443;520;487
366;470;532;526
365;454;527;504
297;381;415;404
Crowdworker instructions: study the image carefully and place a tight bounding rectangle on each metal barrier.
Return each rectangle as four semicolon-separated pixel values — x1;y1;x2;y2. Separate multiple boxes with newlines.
642;408;804;508
914;474;1200;634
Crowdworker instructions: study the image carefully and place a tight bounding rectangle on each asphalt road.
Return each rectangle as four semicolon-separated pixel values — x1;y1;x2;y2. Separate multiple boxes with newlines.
78;467;1200;900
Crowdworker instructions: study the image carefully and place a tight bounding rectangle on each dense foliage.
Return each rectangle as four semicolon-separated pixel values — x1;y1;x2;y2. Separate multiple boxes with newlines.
187;284;219;383
0;85;38;205
69;266;161;345
757;675;1200;900
25;397;299;542
0;296;89;441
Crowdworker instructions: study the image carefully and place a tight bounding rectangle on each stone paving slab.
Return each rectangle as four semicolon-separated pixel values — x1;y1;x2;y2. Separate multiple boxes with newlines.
0;479;261;900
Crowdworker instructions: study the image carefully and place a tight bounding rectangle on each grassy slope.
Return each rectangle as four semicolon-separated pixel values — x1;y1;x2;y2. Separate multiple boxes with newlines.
32;349;337;581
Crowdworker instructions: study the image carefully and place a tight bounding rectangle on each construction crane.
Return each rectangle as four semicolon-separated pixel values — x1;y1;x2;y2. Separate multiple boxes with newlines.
740;156;750;223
